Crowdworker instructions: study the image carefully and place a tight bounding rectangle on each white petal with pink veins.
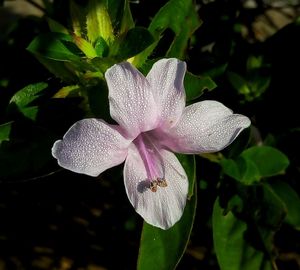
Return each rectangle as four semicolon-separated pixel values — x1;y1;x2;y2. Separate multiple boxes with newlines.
52;119;130;177
124;144;188;229
164;100;251;153
105;62;158;138
147;58;186;129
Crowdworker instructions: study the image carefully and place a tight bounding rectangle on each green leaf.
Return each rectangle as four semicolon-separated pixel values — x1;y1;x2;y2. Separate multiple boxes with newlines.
133;0;201;66
221;157;261;185
177;154;196;198
70;0;86;37
72;35;97;58
34;55;78;83
9;82;48;120
108;0;134;34
184;72;217;102
0;121;13;144
213;198;272;270
94;36;109;57
241;146;289;178
270;181;300;229
47;18;69;34
119;0;135;34
86;0;114;44
227;71;250;96
27;33;81;62
111;27;154;60
137;154;197;270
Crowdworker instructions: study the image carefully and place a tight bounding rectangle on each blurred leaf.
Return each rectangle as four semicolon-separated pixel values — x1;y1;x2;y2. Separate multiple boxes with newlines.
270;181;300;229
0;121;13;144
9;82;48;120
53;85;81;98
241;146;289;178
70;0;86;37
184;72;217;102
133;0;201;66
227;71;250;96
47;18;69;34
86;0;114;44
137;154;197;270
111;27;154;60
213;198;272;270
27;33;81;62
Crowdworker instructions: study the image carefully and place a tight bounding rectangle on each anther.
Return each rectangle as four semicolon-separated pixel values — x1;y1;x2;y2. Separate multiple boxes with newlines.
150;180;158;192
157;178;168;187
149;178;168;192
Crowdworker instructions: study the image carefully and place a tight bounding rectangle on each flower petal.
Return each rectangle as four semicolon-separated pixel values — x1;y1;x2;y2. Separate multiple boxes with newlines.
105;62;158;138
124;144;188;229
147;58;186;129
52;119;130;177
163;100;251;153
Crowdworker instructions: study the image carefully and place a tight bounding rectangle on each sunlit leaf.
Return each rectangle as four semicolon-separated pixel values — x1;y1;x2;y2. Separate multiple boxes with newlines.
70;0;86;37
137;154;197;270
72;35;97;58
27;33;82;62
9;82;48;120
86;0;114;44
213;198;272;270
133;0;201;66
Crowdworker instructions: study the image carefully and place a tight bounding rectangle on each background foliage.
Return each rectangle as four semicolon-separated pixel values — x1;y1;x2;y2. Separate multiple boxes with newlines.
0;0;300;269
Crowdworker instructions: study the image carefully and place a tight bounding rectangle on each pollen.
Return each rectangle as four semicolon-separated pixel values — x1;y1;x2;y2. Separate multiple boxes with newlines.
149;178;168;192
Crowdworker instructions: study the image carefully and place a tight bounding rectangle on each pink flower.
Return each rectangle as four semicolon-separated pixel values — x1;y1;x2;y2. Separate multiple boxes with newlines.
52;58;250;229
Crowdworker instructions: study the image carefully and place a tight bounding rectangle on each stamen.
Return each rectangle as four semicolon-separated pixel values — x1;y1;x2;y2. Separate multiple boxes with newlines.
150;180;158;192
157;178;168;187
149;178;168;192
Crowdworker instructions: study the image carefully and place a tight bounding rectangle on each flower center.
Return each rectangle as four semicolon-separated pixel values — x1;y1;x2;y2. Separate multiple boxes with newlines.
133;132;168;192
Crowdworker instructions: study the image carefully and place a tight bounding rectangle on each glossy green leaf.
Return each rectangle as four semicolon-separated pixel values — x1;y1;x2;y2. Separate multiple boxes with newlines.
133;0;201;66
270;181;300;229
213;198;272;270
27;33;81;62
241;146;289;178
184;71;217;101
137;154;197;270
9;82;48;120
0;121;13;144
111;27;154;60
